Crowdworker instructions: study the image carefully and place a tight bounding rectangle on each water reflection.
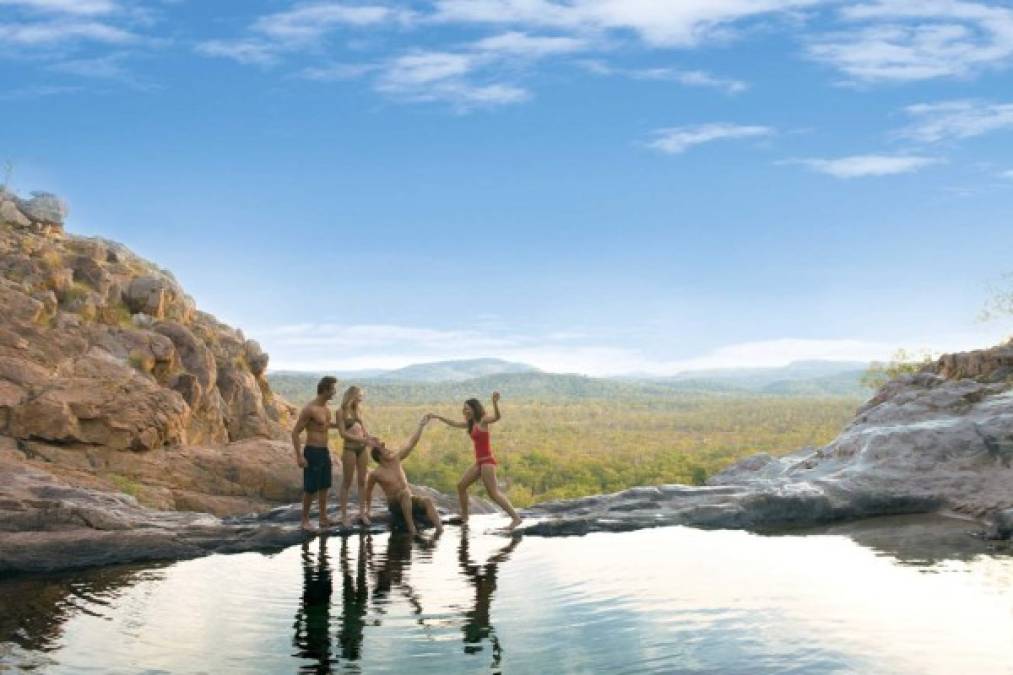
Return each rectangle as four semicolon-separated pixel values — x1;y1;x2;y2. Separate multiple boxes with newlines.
2;516;1010;675
293;537;335;673
457;529;521;669
337;535;369;663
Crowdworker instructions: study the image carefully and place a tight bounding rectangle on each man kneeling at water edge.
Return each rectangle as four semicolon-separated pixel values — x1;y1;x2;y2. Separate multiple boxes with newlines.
363;415;443;535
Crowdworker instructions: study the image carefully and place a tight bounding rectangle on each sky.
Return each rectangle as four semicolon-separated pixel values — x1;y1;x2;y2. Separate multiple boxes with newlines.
2;0;1013;376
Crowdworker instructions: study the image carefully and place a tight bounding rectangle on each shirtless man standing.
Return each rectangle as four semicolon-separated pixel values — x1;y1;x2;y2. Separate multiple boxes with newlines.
292;376;339;532
363;415;444;536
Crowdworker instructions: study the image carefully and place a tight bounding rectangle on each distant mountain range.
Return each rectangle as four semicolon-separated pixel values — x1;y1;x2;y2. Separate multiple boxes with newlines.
268;358;871;403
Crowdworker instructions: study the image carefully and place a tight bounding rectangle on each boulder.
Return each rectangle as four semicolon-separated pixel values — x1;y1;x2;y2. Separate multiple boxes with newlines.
0;200;30;228
10;350;189;450
217;364;270;440
0;284;44;324
155;322;216;392
19;192;68;225
125;275;171;318
985;509;1013;540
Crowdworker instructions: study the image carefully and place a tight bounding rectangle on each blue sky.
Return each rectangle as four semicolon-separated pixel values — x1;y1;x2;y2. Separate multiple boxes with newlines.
2;0;1013;375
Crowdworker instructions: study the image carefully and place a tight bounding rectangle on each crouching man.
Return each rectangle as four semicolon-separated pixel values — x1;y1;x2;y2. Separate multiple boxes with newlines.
363;415;444;535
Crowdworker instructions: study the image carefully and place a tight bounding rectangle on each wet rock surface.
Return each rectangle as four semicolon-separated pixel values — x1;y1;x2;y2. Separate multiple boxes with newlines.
0;459;488;575
522;369;1013;539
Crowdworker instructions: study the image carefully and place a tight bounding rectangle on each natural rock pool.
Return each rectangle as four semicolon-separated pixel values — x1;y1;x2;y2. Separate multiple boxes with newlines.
1;514;1010;674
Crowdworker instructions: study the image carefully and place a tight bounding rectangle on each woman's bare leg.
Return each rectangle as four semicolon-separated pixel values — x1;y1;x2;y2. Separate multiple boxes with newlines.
457;464;481;523
480;464;522;529
339;450;356;527
355;449;369;522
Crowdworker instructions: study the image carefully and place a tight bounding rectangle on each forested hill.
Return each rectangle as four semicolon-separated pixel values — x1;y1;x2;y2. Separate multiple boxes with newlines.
269;367;869;404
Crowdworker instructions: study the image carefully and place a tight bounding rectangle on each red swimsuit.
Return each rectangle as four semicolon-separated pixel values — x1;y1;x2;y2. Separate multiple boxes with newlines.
470;425;497;466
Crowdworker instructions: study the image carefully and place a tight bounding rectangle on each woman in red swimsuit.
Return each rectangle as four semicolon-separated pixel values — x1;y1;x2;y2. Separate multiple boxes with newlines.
432;391;522;529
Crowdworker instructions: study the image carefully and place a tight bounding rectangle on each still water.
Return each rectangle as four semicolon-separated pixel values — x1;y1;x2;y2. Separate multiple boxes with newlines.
1;515;1011;674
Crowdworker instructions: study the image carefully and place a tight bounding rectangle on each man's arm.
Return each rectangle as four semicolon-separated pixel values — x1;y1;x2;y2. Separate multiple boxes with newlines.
397;416;431;461
362;473;377;522
291;407;310;467
431;414;466;429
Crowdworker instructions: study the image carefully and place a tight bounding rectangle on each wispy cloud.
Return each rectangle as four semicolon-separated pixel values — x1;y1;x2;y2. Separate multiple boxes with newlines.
195;1;814;109
432;0;824;48
260;323;1005;377
196;2;413;66
1001;169;1013;180
647;124;774;155
0;83;83;100
196;39;279;66
252;2;413;43
900;100;1013;143
786;154;941;178
0;20;137;45
808;0;1013;83
581;60;748;94
0;0;118;15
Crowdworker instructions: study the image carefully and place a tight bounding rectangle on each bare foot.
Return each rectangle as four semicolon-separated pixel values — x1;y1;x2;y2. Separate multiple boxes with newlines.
408;527;418;537
341;514;351;528
435;523;444;534
507;516;523;530
301;521;317;533
360;514;371;526
319;517;332;529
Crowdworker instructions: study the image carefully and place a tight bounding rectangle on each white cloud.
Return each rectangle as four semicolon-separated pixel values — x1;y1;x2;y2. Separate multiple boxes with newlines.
647;123;773;155
196;2;412;66
0;19;136;45
432;0;824;48
196;39;280;66
582;60;748;94
0;0;118;15
470;30;587;56
1001;169;1013;180
808;0;1013;82
252;2;411;43
900;100;1013;143
259;322;1010;377
787;154;941;178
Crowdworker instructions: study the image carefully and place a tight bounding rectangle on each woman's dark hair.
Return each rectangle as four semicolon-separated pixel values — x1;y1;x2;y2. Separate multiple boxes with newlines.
464;398;485;432
370;446;382;463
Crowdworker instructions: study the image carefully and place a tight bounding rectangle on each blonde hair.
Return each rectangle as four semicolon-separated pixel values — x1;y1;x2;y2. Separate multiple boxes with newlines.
340;386;362;423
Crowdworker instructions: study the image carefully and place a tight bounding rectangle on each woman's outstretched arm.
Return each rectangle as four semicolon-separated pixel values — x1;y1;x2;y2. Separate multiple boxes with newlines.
483;391;502;425
430;413;467;429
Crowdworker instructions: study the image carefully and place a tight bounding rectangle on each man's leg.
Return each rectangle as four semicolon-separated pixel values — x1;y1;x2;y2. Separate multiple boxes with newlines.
421;497;443;533
301;492;315;531
318;488;330;528
399;493;417;535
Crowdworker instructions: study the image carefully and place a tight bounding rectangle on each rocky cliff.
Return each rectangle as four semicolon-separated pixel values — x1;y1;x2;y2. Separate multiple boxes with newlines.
0;189;301;515
523;343;1013;541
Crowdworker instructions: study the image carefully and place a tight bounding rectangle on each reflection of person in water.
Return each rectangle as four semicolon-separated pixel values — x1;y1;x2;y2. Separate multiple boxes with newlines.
337;534;370;662
370;530;442;629
458;530;521;668
293;537;334;672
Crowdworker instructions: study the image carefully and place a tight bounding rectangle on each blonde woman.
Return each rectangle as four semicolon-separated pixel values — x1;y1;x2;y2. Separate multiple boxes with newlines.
334;386;372;527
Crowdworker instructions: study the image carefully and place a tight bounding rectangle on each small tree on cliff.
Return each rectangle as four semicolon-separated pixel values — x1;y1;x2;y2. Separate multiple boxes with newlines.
861;349;935;390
